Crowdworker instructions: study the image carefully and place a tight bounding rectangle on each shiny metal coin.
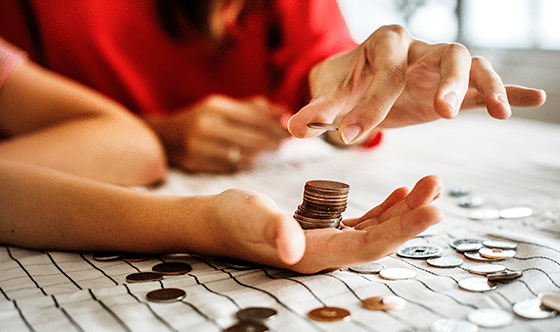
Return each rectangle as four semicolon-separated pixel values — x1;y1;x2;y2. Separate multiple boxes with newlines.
122;253;152;262
379;268;417;280
499;207;533;219
361;296;405;311
125;272;164;283
221;258;258;270
458;278;497;292
236;307;278;322
146;288;186;303
397;246;443;259
307;122;338;131
482;240;517;250
487;270;523;282
427;256;464;268
223;321;269;332
459;196;484;208
539;293;560;312
479;247;515;259
468;264;506;275
305;180;349;192
430;318;478;332
513;297;557;319
307;306;351;322
468;209;501;221
152;262;192;275
467;308;513;328
463;251;504;262
455;243;483;253
449;238;486;250
349;262;384;274
448;186;472;197
92;252;123;261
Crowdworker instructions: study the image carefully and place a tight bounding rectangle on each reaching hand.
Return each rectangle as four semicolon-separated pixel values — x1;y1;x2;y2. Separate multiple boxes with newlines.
147;95;291;173
288;25;546;145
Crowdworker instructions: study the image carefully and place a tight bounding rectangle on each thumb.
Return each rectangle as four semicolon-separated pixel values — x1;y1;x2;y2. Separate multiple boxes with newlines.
274;216;306;265
287;95;343;139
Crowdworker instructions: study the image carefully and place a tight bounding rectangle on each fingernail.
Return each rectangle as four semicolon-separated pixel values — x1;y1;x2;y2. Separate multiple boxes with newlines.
497;93;509;105
443;92;459;112
341;125;362;144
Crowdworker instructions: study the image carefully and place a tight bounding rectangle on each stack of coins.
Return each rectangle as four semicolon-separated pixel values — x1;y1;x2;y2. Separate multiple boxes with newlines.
294;180;349;230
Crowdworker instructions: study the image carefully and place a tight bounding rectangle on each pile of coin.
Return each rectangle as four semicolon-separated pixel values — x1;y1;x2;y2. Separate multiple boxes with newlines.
294;180;350;229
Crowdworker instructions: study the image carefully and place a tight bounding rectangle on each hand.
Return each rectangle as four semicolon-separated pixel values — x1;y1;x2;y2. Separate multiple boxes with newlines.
209;175;443;274
147;95;291;173
288;25;547;145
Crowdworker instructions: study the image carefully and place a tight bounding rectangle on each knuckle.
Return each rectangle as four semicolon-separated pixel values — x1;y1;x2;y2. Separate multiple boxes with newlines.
446;42;469;55
376;24;409;38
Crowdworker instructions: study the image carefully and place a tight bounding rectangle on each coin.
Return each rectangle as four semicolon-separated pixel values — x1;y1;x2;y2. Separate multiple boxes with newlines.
349;262;384;274
93;252;123;261
307;306;351;322
125;272;164;283
455;243;483;253
468;209;501;221
222;258;258;270
295;180;350;230
152;262;192;275
482;240;517;250
223;321;269;332
236;307;278;322
449;238;485;250
379;268;417;280
361;296;406;311
459;196;484;208
397;246;443;259
478;247;515;259
430;318;478;332
146;288;186;303
307;122;338;131
427;256;464;268
463;251;504;262
467;264;506;275
499;207;533;219
122;253;152;262
539;293;560;312
458;278;497;292
448;187;471;197
513;297;557;319
467;308;513;328
487;270;523;282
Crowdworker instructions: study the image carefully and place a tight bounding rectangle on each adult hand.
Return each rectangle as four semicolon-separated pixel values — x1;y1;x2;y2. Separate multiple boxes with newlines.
146;95;291;173
209;175;443;274
288;25;547;145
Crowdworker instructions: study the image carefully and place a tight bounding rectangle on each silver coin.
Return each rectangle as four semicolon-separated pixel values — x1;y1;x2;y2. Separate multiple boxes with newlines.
479;247;515;259
467;308;513;328
449;238;486;250
513;297;557;319
468;209;501;221
397;246;443;259
487;270;523;282
459;196;484;208
455;243;483;253
349;262;384;274
152;262;192;275
427;256;464;268
499;207;533;219
539;293;560;312
458;278;497;292
463;251;504;262
224;321;269;332
430;318;478;332
126;272;164;283
236;307;278;322
146;288;186;303
448;187;472;197
307;122;338;131
93;252;123;261
468;264;506;275
379;268;417;280
482;240;517;250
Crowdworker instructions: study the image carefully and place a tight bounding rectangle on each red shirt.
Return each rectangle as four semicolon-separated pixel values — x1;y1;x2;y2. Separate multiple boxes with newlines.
0;0;358;116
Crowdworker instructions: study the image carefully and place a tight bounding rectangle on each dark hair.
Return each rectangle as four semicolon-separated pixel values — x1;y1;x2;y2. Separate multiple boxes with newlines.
156;0;211;39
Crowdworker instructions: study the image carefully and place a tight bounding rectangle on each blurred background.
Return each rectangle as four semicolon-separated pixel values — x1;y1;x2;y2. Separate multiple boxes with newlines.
337;0;560;124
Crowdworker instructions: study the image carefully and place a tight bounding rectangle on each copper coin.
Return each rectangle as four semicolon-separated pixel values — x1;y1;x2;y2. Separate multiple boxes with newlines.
362;296;406;311
236;307;278;322
152;262;192;275
305;180;350;192
539;292;560;312
307;306;351;322
224;321;269;332
122;253;152;262
146;288;186;303
126;272;164;283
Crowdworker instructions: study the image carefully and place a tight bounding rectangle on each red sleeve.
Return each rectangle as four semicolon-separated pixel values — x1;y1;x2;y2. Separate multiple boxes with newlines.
272;0;358;112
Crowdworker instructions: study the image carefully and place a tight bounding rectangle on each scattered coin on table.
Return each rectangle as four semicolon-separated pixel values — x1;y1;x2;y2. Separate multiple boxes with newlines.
463;251;504;262
513;297;557;319
146;288;186;303
430;318;478;332
294;180;349;230
236;307;278;322
487;270;523;282
478;247;515;259
361;296;406;311
467;308;513;328
449;238;486;250
223;321;269;332
539;293;560;312
307;306;351;322
447;186;471;197
467;264;506;275
458;278;497;292
349;261;384;274
152;262;192;275
459;196;484;208
379;268;417;280
93;252;123;261
427;256;464;268
397;245;443;259
125;272;164;283
468;209;501;221
499;206;533;219
482;240;517;250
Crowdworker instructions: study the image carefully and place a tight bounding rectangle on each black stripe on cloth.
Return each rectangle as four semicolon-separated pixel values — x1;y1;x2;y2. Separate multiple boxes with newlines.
521;267;560;289
88;289;133;332
186;272;241;308
514;256;560;269
517;279;539;297
123;284;180;332
262;269;326;306
51;294;85;332
178;299;222;330
13;300;36;332
44;252;82;290
78;253;119;286
6;247;47;296
1;286;10;300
